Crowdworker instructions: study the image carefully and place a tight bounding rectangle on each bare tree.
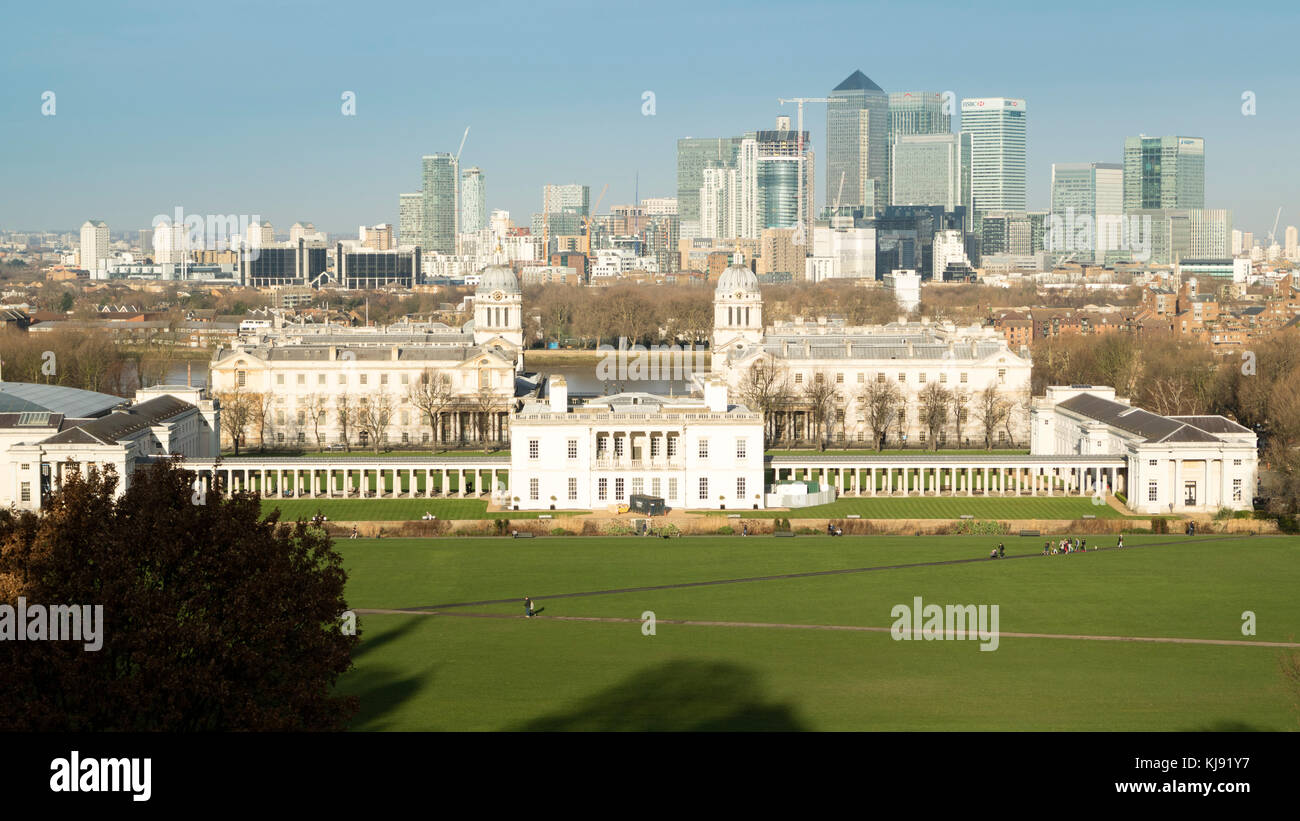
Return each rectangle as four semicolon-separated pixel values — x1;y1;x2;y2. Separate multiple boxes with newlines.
472;385;502;447
335;393;356;453
215;389;253;454
407;368;456;451
355;391;394;455
949;388;971;448
918;383;951;451
738;358;790;441
302;394;328;451
974;385;1011;451
801;370;840;451
858;378;902;452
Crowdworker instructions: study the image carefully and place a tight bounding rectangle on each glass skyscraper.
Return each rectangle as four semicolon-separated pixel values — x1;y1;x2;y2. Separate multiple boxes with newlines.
1049;162;1122;262
676;137;744;235
1122;136;1204;212
827;70;889;212
398;192;423;248
891;133;960;211
460;167;486;235
959;97;1027;214
421;153;459;255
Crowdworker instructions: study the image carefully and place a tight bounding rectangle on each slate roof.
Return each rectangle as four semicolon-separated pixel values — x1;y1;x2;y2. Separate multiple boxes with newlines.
40;395;192;446
0;382;125;417
1058;394;1231;444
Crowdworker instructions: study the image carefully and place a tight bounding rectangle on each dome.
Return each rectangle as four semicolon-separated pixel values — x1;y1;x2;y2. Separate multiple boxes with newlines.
477;265;520;295
715;263;760;297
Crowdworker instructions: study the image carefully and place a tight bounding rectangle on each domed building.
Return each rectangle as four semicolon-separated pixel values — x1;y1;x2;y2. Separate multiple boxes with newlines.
711;256;763;352
474;264;523;348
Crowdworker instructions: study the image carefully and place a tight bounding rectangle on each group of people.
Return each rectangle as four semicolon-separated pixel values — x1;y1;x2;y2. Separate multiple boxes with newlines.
1043;537;1087;555
988;543;1006;559
826;524;844;537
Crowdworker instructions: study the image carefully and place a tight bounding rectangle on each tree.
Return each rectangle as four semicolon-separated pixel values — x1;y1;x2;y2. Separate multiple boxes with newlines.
336;393;356;453
250;392;275;451
949;388;971;448
59;291;74;312
917;383;951;451
973;385;1011;451
407;369;455;451
0;459;358;731
799;371;840;450
858;378;902;452
472;385;502;446
738;358;790;441
355;391;394;454
304;393;328;450
216;388;253;454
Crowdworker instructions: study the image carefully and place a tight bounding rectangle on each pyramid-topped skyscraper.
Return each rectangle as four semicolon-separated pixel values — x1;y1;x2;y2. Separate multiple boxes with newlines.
827;70;889;213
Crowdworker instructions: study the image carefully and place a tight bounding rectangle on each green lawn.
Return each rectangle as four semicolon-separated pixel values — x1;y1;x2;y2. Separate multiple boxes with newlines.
261;498;587;521
334;533;1300;731
694;496;1127;519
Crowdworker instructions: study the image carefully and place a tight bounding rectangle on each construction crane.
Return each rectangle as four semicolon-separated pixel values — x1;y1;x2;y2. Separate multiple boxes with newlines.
583;183;610;258
455;127;470;163
833;171;846;213
1268;207;1283;248
778;97;830;247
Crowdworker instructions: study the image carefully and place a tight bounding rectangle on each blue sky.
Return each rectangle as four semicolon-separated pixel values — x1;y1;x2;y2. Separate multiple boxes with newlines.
2;0;1297;238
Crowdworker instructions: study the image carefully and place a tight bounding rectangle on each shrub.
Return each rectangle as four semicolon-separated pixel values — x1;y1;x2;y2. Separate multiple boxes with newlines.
1151;518;1169;534
550;527;573;536
951;519;1008;536
717;525;735;535
1213;507;1234;521
796;527;818;535
655;523;681;537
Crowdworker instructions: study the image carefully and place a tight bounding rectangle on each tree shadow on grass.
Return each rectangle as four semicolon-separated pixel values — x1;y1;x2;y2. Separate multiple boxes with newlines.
512;659;806;732
341;616;433;731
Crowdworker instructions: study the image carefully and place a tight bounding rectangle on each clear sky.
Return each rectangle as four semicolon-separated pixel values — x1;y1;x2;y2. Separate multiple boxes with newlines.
2;0;1297;239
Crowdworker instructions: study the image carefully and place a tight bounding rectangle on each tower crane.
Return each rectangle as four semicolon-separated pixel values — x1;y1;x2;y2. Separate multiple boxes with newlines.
1268;207;1283;248
583;183;610;258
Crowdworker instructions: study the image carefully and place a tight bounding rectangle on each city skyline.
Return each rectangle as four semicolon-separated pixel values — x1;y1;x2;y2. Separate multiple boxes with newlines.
2;1;1297;237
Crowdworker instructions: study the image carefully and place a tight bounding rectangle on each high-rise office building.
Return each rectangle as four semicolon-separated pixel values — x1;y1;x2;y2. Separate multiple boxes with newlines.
1286;225;1298;259
137;228;152;256
891;133;960;211
756;124;814;231
79;220;109;271
827;70;890;211
398;193;423;248
461;167;487;234
889;91;951;137
1188;209;1232;258
421;153;459;255
1122;136;1204;212
1048;162;1122;262
677;137;745;235
960;98;1027;214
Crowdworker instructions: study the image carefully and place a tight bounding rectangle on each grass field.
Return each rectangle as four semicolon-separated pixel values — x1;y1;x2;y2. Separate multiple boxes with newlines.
693;497;1129;519
332;532;1300;731
261;498;588;521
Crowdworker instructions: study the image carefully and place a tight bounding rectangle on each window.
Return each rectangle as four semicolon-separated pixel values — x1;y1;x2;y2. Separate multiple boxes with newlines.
835;372;844;384
997;368;1006;384
652;478;661;497
421;432;430;443
857;372;865;383
360;374;368;385
919;429;927;443
650;437;660;457
237;370;246;387
297;373;305;385
297;432;305;444
20;482;30;502
276;433;284;443
897;409;906;425
1233;459;1242;466
667;437;678;458
1233;479;1242;502
339;374;347;384
614;437;624;457
795;373;804;384
736;477;746;499
276;374;284;385
1149;459;1158;466
276;411;285;425
401;432;409;444
318;374;326;385
876;372;885;383
568;477;578;500
919;373;926;383
631;478;644;496
736;438;746;460
401;374;409;385
698;477;709;500
297;411;306;425
1148;481;1158;502
698;438;709;459
529;478;539;500
598;478;608;500
960;372;968;383
668;478;678;500
615;478;625;499
898;372;905;382
939;373;948;383
381;374;389;385
529;439;539;459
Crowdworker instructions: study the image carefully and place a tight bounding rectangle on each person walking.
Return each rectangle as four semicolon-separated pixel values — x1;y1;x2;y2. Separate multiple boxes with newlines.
524;597;535;618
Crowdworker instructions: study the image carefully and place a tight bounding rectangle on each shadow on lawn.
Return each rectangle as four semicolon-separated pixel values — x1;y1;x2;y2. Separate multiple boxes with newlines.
342;617;431;731
512;659;806;732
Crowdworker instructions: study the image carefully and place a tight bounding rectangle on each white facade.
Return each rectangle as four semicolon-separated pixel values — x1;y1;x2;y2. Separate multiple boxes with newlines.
79;220;110;273
960;97;1027;213
1030;386;1256;514
509;377;765;511
932;229;970;279
811;225;875;279
883;269;921;312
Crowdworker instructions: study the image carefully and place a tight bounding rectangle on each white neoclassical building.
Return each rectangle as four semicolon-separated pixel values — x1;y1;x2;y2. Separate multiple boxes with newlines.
208;265;525;449
0;383;220;511
509;376;765;511
1031;385;1257;514
709;261;1033;446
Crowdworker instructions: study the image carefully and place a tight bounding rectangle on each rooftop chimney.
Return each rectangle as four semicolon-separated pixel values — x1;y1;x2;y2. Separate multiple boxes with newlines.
549;375;568;413
705;378;729;413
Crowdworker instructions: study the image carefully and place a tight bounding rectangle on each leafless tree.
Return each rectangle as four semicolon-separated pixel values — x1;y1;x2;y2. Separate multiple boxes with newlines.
738;358;790;440
215;388;253;454
407;368;456;451
918;383;951;451
974;385;1011;451
858;378;902;452
949;388;971;448
472;386;503;447
356;391;394;455
304;393;328;451
335;393;356;453
801;370;840;451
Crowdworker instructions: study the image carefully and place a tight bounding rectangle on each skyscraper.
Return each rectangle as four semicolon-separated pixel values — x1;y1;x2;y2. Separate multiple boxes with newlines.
827;70;890;211
756;123;814;231
461;167;487;234
1122;136;1205;212
421;153;459;255
889;91;952;137
1049;162;1122;262
79;220;109;272
891;133;961;211
398;193;423;248
1286;225;1298;259
676;137;745;236
960;98;1027;214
